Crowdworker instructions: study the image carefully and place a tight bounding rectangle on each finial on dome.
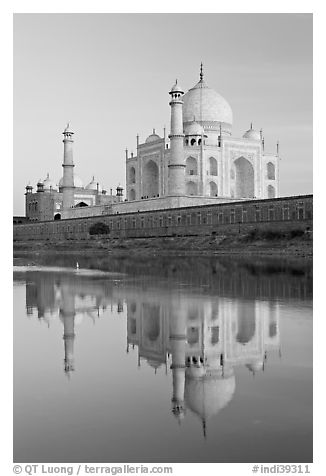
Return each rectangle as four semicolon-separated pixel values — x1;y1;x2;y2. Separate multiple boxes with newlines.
200;62;203;81
250;122;253;130
153;128;156;134
276;140;279;154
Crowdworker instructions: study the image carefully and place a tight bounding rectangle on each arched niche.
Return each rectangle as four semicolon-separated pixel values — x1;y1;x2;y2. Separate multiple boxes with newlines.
186;181;197;195
234;157;255;198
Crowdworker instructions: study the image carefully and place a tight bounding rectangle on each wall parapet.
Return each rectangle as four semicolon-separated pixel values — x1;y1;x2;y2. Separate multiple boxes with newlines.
13;194;313;242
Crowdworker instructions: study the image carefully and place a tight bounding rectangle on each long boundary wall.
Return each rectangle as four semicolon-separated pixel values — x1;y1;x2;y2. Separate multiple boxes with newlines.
13;195;313;241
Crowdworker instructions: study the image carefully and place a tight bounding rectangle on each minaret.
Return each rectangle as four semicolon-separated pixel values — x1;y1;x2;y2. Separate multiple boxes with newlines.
169;298;187;422
62;123;75;209
168;80;185;196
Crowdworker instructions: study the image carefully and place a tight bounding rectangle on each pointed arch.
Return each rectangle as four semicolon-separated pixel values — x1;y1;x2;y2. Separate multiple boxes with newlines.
129;188;136;201
186;181;197;195
234;157;255;198
267;162;275;180
129;166;136;184
209;181;218;197
186;156;198;175
209;157;218;176
142;160;159;197
267;185;276;198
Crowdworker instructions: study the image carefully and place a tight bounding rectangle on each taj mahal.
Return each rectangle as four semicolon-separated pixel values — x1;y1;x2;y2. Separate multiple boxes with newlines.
24;65;280;222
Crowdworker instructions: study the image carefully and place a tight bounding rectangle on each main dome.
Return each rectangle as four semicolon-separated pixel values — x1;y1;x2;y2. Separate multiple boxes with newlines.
182;77;233;132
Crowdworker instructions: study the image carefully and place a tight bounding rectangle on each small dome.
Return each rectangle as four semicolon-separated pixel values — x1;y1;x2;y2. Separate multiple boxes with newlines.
145;130;161;143
170;80;184;94
246;360;264;374
59;175;83;188
185;121;205;136
243;125;261;141
146;359;162;370
86;176;102;192
43;174;58;191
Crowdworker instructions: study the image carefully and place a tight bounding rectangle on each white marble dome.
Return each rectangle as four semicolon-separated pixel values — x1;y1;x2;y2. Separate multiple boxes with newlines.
185;372;236;419
43;174;58;191
243;125;261;141
86;176;102;192
170;80;184;93
145;131;161;143
59;175;84;188
185;374;235;419
185;121;205;136
183;78;233;128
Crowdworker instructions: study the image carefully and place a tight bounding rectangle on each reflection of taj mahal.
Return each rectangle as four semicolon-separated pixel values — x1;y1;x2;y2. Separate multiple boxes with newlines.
126;291;280;435
22;270;281;435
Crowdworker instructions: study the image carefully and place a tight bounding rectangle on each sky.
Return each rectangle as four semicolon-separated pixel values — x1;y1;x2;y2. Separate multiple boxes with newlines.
13;13;312;215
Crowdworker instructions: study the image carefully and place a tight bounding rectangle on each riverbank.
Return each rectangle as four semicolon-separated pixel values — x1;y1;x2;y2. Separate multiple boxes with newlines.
13;228;312;259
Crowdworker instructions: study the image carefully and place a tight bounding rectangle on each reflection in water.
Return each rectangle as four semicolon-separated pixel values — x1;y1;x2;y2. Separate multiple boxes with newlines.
14;259;312;462
21;269;281;436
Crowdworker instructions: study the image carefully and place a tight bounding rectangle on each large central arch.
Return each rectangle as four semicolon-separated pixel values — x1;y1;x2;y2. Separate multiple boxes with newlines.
234;157;255;198
142;160;159;198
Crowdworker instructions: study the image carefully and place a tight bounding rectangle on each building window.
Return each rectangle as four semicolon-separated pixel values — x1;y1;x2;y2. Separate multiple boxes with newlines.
298;208;305;220
209;157;218;176
197;212;201;225
159;216;163;227
282;206;289;220
186;157;198;175
268;207;275;221
242;209;248;223
230;209;235;224
187;214;191;225
177;216;181;225
168;216;172;226
219;212;224;224
255;208;261;222
207;213;212;225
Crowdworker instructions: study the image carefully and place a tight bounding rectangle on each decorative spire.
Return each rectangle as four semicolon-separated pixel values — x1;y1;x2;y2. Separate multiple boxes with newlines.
200;62;203;81
276;140;279;154
202;419;207;439
250;122;253;130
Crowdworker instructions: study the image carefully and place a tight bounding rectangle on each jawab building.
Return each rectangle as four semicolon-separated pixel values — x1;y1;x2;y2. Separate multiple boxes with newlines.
24;65;280;222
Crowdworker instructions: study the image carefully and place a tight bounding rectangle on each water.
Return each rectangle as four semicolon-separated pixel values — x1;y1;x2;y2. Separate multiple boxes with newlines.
13;255;313;463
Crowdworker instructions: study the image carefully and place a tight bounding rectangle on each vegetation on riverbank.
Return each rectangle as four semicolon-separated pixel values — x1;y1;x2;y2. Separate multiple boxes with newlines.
13;227;312;258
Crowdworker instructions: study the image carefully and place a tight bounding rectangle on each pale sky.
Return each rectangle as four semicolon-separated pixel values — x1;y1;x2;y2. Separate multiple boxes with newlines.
13;13;312;215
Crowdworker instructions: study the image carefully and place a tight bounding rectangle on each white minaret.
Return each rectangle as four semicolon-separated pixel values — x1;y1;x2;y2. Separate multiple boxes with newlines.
62;123;75;209
168;80;185;196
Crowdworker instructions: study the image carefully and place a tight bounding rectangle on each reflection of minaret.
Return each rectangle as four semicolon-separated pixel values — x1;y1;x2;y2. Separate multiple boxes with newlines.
169;300;187;422
59;286;76;376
